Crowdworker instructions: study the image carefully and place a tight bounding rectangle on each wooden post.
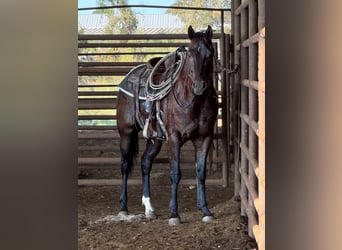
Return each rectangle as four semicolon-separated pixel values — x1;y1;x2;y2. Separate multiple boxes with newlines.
255;0;265;249
240;5;249;217
256;27;265;250
248;0;258;238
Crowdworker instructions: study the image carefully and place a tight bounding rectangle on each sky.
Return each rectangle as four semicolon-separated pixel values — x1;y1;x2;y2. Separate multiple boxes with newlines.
78;0;176;14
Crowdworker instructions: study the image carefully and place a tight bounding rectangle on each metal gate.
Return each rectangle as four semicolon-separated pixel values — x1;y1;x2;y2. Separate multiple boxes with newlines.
231;0;265;249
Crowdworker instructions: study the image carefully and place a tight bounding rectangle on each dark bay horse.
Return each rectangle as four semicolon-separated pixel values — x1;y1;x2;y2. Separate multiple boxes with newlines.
116;25;218;225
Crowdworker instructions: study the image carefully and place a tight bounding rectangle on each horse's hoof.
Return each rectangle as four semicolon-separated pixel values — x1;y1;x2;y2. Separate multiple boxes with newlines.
202;215;214;223
169;217;181;225
118;211;128;216
145;210;156;220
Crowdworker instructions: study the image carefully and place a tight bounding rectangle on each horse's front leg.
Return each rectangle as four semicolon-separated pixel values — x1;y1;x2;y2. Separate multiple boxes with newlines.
193;136;214;222
168;134;182;225
141;139;162;219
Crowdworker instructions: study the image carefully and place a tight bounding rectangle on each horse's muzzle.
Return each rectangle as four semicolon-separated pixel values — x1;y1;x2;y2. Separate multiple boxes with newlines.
192;81;207;95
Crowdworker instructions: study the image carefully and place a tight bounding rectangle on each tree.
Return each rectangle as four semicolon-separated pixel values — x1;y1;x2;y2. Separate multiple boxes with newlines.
94;0;137;34
167;0;231;33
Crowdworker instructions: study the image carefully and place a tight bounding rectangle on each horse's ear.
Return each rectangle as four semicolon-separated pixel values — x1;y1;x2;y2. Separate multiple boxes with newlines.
188;25;195;40
206;25;213;40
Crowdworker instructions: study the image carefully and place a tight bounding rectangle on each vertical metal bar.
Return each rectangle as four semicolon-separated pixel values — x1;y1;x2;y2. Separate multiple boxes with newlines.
213;42;220;168
240;4;249;217
221;10;225;35
210;43;221;175
209;42;220;175
248;0;258;238
220;10;229;188
233;0;241;199
225;33;231;177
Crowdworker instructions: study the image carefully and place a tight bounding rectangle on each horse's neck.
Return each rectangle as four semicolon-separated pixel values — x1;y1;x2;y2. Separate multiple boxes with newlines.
174;62;193;99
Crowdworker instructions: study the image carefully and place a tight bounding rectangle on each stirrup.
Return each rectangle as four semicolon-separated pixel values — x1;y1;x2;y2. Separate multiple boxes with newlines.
143;118;157;139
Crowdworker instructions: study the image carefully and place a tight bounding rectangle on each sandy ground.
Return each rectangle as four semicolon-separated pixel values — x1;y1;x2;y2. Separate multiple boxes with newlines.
78;182;257;249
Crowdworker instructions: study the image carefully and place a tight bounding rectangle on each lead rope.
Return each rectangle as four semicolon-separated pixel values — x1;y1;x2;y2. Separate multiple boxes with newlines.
145;51;186;101
213;56;240;76
143;50;186;140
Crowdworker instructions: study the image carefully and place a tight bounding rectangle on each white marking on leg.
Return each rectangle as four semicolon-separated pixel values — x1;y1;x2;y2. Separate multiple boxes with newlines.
142;196;155;218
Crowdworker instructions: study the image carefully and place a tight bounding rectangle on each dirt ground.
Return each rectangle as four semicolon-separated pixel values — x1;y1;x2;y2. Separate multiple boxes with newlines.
78;177;257;249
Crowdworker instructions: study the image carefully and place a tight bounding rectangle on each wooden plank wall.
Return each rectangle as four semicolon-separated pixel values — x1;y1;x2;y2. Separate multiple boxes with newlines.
232;0;265;249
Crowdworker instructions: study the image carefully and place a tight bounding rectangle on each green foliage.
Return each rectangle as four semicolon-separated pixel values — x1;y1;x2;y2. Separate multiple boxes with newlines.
78;26;86;34
167;0;231;33
94;0;137;34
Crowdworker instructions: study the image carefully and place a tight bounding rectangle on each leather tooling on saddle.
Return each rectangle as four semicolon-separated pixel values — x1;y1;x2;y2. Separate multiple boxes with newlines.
118;48;187;141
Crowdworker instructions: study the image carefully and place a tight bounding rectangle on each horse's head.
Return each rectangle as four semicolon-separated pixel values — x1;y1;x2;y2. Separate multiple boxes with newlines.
187;25;214;96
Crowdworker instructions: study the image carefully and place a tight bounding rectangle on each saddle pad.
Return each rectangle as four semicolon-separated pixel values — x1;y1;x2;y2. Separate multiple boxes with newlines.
118;64;151;100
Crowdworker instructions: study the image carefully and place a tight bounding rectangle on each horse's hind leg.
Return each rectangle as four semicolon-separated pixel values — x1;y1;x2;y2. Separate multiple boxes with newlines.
141;139;162;219
119;131;138;214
